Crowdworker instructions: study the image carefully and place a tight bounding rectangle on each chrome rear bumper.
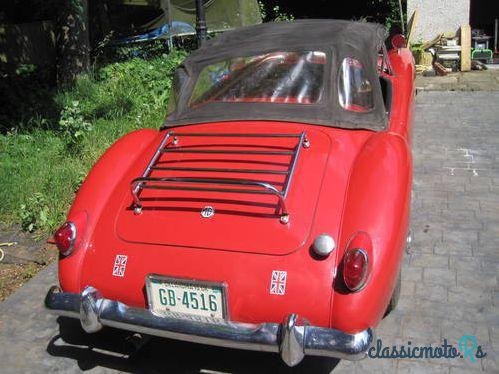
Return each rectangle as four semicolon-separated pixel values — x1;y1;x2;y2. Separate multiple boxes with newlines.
45;285;374;366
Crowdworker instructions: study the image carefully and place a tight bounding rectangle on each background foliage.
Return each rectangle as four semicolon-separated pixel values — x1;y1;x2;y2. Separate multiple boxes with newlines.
0;48;186;233
258;0;404;30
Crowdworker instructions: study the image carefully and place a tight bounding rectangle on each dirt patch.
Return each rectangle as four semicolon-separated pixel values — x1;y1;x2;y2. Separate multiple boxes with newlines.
0;224;58;302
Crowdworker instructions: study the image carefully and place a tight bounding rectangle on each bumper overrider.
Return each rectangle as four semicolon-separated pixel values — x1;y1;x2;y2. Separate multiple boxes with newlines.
45;286;374;366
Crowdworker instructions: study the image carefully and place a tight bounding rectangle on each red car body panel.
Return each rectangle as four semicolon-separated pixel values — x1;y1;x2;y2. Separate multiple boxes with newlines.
58;46;414;334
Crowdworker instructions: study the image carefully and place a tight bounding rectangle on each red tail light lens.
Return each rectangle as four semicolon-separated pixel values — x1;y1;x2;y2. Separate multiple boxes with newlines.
54;222;76;256
391;34;407;49
343;248;369;292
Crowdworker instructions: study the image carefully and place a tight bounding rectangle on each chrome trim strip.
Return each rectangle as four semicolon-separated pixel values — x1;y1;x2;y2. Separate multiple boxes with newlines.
45;286;374;366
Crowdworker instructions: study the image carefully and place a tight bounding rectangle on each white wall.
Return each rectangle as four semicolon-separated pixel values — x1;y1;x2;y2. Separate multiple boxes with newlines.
407;0;470;41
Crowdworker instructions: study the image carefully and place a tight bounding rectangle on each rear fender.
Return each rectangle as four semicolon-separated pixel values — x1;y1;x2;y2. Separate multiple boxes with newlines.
388;48;415;139
59;129;160;292
331;132;411;333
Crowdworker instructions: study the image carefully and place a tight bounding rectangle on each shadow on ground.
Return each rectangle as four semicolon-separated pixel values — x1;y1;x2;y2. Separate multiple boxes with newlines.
0;71;60;134
47;317;340;374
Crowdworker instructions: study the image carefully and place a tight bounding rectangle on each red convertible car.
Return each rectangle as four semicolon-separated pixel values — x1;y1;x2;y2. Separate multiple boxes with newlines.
46;20;414;367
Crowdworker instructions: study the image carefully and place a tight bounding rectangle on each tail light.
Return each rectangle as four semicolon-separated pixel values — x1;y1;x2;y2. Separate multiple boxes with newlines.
391;34;407;49
54;222;76;256
343;248;369;292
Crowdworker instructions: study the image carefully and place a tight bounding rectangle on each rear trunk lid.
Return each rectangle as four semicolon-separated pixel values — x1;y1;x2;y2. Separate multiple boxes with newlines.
115;122;331;255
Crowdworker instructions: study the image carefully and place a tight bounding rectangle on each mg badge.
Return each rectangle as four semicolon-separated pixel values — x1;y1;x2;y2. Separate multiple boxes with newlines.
201;206;215;218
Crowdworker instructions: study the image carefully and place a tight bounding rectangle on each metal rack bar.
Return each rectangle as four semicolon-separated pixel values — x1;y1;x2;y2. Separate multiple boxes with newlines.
282;132;306;197
131;177;288;223
161;149;294;155
133;132;171;194
131;131;308;224
151;166;289;175
170;133;302;138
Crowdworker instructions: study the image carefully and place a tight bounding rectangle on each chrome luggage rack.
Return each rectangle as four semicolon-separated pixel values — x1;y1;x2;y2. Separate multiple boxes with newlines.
131;131;309;224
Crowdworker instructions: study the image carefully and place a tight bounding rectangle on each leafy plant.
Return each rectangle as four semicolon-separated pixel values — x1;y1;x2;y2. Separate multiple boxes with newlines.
258;2;294;22
366;0;403;31
15;64;37;76
58;100;92;151
22;263;40;280
258;1;267;20
272;5;294;22
19;193;52;232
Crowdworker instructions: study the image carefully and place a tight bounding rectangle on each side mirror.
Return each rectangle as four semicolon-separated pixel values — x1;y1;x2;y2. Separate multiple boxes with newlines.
391;34;407;49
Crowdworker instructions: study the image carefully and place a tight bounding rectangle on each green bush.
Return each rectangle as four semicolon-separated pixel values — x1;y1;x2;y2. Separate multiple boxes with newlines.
19;192;52;232
58;101;92;151
57;49;186;122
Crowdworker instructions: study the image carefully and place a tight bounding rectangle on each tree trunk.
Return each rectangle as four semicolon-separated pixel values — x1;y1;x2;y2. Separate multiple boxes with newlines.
56;0;90;87
91;0;111;49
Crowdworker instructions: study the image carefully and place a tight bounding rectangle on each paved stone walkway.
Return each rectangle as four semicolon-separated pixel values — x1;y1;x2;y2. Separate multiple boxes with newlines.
335;91;499;373
0;91;497;373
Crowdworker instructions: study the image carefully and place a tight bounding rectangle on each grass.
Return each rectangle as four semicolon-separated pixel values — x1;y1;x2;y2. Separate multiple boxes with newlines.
0;49;187;235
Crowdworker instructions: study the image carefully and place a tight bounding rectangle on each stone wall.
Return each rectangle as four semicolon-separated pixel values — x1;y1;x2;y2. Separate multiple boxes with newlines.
407;0;470;41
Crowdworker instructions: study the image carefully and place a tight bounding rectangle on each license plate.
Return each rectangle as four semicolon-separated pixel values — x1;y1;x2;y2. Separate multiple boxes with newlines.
146;275;227;320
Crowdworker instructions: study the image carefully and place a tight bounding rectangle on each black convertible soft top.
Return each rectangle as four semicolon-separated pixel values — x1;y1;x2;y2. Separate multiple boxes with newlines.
165;20;388;130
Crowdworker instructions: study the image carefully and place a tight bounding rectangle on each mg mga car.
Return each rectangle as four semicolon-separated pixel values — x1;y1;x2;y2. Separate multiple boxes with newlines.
46;20;414;367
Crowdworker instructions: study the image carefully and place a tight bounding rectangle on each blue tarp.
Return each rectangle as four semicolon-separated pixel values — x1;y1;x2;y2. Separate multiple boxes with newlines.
113;20;195;44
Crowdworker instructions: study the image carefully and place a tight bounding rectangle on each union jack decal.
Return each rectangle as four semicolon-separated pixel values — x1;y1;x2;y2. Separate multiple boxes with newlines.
112;254;128;277
270;270;287;295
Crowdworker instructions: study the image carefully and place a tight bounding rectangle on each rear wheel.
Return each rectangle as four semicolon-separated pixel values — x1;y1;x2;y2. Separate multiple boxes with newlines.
384;270;401;317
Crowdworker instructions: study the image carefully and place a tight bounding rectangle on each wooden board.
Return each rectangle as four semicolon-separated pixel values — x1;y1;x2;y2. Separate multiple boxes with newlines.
461;25;471;72
407;10;419;45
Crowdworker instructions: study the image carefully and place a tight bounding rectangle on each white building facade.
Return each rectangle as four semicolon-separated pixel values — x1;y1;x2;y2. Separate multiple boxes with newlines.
407;0;471;41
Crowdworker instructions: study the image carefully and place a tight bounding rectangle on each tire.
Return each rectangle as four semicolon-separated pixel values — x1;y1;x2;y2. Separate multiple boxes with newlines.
384;270;401;317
